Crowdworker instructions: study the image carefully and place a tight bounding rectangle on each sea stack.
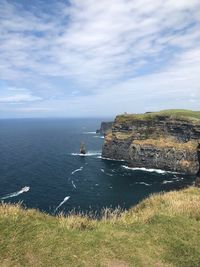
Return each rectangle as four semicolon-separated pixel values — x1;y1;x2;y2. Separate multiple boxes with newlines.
80;142;86;154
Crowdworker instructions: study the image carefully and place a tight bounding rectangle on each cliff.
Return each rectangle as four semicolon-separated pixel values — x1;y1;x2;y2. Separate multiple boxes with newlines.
96;121;113;135
102;109;200;175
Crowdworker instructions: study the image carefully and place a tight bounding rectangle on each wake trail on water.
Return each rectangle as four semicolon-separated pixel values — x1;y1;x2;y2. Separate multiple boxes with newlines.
122;165;177;174
0;186;30;200
71;180;76;189
55;196;70;212
136;182;151;186
71;166;83;175
100;168;113;176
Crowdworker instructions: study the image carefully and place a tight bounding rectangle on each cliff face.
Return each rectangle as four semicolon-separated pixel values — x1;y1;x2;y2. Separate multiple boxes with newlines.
96;121;113;135
102;110;200;175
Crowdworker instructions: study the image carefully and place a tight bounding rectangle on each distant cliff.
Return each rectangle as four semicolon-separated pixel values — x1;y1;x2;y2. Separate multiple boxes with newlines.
102;110;200;176
96;121;113;135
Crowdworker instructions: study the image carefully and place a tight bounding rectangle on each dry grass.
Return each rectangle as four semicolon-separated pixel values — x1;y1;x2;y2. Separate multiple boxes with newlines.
132;138;198;152
1;187;200;267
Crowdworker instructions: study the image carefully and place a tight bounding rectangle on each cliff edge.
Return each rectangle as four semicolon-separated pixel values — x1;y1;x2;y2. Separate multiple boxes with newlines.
102;109;200;175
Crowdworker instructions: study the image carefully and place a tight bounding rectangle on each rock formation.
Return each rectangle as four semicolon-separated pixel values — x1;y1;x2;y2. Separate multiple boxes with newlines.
102;110;200;175
195;143;200;187
96;121;113;135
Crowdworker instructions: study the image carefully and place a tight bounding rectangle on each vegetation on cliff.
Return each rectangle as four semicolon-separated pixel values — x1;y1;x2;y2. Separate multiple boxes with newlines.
1;187;200;266
116;109;200;123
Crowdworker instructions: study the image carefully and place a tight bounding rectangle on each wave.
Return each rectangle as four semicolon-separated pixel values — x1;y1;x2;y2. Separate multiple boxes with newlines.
71;166;83;175
122;165;176;174
54;196;70;212
71;151;101;157
0;186;30;200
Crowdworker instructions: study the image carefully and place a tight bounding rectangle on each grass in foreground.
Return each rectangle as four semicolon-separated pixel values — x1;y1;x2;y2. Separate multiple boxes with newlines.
1;187;200;267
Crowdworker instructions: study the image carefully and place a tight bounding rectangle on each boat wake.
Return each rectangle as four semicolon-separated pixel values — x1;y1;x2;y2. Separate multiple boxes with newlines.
0;186;30;200
71;166;83;175
71;180;77;189
162;180;174;184
122;165;176;174
54;196;70;212
135;182;151;186
100;169;113;176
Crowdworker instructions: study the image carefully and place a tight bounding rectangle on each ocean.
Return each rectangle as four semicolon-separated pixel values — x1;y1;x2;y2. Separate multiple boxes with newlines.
0;118;195;215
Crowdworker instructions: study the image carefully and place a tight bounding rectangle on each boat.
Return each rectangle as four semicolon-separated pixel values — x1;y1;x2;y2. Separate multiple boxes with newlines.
21;186;30;192
80;142;86;155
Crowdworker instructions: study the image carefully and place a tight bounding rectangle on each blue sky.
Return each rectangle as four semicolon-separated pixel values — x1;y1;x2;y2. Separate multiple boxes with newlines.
0;0;200;118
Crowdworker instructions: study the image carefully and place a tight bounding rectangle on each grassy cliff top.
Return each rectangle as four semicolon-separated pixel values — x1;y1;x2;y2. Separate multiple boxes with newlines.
116;109;200;123
1;187;200;267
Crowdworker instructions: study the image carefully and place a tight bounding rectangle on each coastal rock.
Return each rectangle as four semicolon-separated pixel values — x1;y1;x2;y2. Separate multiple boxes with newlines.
96;121;113;135
195;144;200;187
102;110;200;175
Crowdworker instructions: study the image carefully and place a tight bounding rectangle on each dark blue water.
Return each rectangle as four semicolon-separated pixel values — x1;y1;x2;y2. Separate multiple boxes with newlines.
0;119;195;215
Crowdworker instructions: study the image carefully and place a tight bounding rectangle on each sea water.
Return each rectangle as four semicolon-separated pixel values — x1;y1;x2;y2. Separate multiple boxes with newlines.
0;118;195;215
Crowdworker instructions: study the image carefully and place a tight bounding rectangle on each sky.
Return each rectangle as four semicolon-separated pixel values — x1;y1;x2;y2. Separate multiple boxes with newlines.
0;0;200;118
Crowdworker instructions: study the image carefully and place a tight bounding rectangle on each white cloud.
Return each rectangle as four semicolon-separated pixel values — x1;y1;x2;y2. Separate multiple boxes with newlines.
0;0;199;116
0;91;42;103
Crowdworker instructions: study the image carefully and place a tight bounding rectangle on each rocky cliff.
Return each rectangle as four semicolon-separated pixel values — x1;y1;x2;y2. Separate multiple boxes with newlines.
96;121;113;135
102;110;200;175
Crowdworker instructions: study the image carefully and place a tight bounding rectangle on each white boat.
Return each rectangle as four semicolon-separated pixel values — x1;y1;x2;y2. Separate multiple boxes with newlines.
21;186;30;192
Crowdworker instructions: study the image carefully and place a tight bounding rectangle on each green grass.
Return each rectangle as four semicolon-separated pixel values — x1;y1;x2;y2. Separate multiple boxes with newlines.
1;187;200;266
116;109;200;123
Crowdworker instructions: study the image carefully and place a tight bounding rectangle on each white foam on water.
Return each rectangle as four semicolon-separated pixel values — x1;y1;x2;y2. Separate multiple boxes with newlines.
71;180;77;189
0;186;30;200
93;136;104;139
55;196;70;212
135;182;151;186
98;156;125;162
71;151;101;157
100;168;113;176
71;166;83;175
122;165;176;174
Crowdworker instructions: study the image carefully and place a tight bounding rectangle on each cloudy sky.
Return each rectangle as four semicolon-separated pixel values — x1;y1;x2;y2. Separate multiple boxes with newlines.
0;0;200;118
